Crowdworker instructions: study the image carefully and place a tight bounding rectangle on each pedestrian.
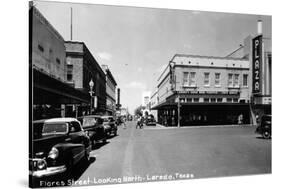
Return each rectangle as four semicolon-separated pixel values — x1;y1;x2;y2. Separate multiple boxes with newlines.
136;116;141;129
122;116;127;129
238;114;243;125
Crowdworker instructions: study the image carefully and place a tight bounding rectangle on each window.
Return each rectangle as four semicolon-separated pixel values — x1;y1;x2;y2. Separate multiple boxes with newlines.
56;58;61;64
69;121;82;133
204;73;210;86
227;98;232;102
190;72;196;86
217;98;222;102
233;98;238;103
42;123;67;134
38;44;44;52
183;72;196;86
211;98;216;102
234;74;239;87
243;74;248;87
183;72;189;86
215;73;221;86
204;98;209;103
228;74;233;87
186;98;192;102
193;98;199;102
67;64;73;81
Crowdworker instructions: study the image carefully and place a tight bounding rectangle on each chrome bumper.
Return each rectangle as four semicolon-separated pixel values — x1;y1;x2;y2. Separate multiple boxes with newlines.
30;165;67;178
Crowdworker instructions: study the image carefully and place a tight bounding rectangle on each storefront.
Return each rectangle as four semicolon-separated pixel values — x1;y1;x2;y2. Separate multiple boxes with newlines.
32;68;90;120
153;92;251;126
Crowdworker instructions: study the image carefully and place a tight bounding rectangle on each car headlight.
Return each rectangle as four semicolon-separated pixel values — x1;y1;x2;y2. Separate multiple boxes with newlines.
37;159;47;170
48;147;59;159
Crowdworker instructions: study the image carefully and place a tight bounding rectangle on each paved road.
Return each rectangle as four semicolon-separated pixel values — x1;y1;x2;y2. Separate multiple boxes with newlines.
71;121;271;186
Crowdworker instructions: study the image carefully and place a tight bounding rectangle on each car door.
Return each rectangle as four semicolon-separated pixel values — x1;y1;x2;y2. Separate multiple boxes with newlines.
68;121;86;164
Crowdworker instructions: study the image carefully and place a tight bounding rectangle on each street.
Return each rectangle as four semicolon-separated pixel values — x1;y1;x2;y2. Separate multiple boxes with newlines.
69;122;271;186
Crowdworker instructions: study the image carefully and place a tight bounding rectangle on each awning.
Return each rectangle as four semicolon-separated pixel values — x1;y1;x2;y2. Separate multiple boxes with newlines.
32;68;90;104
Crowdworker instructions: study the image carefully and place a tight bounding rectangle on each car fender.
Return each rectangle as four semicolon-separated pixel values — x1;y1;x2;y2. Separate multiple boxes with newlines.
53;143;85;164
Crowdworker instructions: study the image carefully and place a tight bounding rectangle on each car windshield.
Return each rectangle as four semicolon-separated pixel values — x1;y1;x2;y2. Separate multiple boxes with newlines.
82;117;97;127
42;123;68;135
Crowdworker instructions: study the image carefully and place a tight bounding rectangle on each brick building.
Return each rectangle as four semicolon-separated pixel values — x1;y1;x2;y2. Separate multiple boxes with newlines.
30;5;89;120
65;41;107;115
102;65;117;116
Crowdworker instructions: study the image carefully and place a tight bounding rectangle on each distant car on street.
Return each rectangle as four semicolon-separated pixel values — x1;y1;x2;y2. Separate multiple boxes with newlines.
145;115;156;126
78;115;108;147
101;116;118;136
29;118;91;179
255;114;271;139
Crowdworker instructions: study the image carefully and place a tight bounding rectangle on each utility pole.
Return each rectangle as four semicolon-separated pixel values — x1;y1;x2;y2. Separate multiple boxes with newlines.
70;7;73;40
177;94;181;128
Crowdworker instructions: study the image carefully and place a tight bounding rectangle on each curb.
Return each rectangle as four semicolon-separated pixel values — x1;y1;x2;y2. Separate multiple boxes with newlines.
143;124;254;130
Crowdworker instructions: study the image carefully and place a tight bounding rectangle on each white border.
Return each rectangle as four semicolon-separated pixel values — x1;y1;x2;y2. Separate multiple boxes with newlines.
0;0;278;189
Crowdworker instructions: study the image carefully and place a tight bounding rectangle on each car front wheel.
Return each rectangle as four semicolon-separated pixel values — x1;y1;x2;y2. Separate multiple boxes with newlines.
262;131;271;139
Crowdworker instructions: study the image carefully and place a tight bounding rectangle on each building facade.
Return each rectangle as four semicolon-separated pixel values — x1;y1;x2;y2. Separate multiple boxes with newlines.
30;5;89;120
65;41;107;115
152;54;251;126
31;6;66;82
226;21;272;123
102;65;117;116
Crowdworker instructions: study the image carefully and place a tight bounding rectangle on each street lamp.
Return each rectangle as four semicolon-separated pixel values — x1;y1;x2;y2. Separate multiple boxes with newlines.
89;79;94;114
170;61;180;128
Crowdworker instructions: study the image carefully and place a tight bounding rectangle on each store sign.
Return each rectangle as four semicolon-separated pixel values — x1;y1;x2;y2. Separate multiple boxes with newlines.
177;91;239;95
252;35;263;94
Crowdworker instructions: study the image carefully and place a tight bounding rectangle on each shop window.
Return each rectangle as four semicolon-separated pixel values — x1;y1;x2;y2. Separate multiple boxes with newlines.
193;98;199;102
217;98;222;102
180;98;185;103
204;98;209;103
233;98;238;103
211;98;216;102
227;98;232;102
186;98;192;102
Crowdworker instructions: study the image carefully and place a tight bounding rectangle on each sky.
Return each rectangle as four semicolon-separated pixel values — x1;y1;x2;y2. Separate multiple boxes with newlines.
34;1;271;114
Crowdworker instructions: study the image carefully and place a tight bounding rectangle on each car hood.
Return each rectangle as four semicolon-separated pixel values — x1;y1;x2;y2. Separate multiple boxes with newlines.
30;134;67;158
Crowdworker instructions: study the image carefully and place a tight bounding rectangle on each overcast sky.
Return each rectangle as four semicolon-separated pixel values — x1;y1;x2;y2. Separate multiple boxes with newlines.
34;1;271;113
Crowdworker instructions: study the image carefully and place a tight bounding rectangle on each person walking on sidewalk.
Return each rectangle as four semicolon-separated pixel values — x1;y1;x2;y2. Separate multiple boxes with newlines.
121;116;127;129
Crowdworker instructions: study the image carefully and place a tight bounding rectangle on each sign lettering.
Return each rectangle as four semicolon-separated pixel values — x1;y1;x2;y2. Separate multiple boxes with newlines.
252;35;262;94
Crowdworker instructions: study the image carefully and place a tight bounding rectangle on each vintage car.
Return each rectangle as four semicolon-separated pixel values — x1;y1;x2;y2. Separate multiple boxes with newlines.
29;118;91;178
101;116;118;136
145;115;157;126
255;114;272;139
78;115;107;147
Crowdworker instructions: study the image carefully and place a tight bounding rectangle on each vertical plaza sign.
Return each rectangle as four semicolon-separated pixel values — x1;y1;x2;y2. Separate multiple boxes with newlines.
252;35;263;94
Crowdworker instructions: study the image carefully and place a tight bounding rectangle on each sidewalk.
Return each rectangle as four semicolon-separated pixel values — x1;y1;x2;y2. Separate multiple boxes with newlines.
143;123;254;130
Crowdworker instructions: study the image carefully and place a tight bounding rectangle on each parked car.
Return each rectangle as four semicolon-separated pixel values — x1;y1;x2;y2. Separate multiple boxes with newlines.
145;115;156;126
101;116;118;136
29;118;91;179
255;114;271;139
78;115;107;147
